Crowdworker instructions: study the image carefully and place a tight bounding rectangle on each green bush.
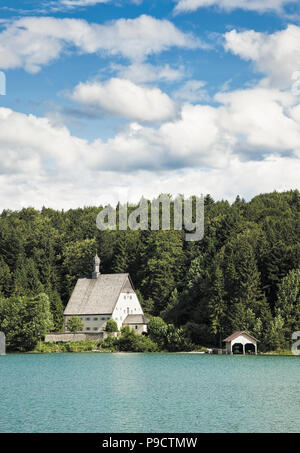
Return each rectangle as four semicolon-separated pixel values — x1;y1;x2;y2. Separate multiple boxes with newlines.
34;340;98;353
148;316;193;351
101;335;119;350
66;316;84;333
105;318;119;332
118;326;158;352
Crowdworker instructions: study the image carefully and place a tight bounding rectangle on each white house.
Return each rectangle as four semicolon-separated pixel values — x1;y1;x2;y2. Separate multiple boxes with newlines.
63;252;148;334
223;331;259;355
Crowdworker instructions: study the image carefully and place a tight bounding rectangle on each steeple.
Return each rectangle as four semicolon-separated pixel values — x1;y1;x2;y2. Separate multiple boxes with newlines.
92;250;101;279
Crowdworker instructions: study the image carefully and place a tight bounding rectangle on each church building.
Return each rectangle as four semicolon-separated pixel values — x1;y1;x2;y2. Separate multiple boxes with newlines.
63;253;149;334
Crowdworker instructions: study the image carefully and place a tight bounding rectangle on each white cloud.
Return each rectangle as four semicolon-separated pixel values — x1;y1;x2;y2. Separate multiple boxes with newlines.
173;80;209;103
224;25;300;89
56;0;141;7
71;78;176;122
216;87;300;153
174;0;297;14
59;0;109;6
48;0;140;11
1;77;300;209
0;15;201;73
70;78;177;122
3;85;300;175
111;62;185;84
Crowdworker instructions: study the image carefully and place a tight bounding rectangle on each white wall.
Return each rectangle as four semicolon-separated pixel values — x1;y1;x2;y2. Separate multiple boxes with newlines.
112;292;143;331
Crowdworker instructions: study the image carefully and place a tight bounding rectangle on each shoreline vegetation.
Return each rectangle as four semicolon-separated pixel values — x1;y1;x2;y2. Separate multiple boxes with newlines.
26;342;296;356
0;191;300;354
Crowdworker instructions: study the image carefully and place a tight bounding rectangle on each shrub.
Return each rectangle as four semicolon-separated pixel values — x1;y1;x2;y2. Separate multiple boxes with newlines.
118;325;158;352
105;318;118;332
66;316;84;333
101;335;119;350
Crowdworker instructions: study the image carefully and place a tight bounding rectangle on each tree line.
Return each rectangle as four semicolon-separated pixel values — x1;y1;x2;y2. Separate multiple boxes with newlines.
0;190;299;351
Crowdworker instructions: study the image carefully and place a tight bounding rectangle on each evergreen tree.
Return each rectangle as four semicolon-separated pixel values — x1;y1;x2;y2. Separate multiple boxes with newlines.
0;257;12;296
209;264;226;347
0;293;53;351
48;290;64;332
112;232;128;273
275;269;300;340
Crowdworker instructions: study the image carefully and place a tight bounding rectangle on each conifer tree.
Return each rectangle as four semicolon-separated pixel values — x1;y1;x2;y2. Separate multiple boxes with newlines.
275;269;300;339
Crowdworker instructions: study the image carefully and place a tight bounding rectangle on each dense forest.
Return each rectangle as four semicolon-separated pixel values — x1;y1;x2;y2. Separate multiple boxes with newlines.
0;190;299;352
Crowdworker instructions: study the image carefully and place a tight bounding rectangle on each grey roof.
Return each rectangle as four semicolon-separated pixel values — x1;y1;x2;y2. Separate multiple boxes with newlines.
123;314;149;325
64;273;133;315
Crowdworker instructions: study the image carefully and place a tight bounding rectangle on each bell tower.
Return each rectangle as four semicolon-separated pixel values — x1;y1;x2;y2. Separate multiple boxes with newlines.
92;251;101;279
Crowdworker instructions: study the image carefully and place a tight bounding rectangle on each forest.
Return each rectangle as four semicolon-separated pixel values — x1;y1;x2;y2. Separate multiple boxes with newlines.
0;190;299;352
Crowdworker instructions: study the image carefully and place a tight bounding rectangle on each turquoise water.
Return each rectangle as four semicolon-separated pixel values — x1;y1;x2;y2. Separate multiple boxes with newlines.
1;353;300;433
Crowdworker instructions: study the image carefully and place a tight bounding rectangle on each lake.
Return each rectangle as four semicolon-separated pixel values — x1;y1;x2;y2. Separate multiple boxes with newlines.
0;353;300;433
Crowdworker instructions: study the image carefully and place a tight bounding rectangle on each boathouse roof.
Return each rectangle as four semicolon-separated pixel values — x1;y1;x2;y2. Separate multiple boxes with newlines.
223;331;260;343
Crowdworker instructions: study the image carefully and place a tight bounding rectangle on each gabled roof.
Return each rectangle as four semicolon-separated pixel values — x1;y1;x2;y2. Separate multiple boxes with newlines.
123;314;149;325
223;331;260;343
64;273;134;315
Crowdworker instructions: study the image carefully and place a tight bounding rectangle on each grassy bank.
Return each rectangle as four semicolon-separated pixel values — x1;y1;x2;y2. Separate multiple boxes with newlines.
33;341;102;353
32;342;289;355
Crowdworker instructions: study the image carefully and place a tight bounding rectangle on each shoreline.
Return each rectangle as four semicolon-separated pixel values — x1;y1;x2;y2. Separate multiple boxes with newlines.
2;349;297;356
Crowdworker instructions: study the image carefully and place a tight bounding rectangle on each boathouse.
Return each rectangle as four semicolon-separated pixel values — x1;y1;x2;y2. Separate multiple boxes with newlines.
223;331;259;355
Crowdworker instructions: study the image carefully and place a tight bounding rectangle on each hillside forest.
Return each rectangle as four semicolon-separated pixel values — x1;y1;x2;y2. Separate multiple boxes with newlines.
0;190;299;352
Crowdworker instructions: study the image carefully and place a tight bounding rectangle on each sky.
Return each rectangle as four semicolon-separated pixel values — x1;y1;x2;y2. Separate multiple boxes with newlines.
0;0;300;209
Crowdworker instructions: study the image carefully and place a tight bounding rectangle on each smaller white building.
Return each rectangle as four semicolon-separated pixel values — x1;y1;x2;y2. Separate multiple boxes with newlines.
122;314;149;334
223;331;259;355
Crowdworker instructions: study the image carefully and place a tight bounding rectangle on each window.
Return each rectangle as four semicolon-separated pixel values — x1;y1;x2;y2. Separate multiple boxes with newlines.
127;307;130;314
101;317;106;320
130;295;132;300
93;328;98;331
86;327;90;331
135;325;138;330
86;317;90;321
93;317;98;321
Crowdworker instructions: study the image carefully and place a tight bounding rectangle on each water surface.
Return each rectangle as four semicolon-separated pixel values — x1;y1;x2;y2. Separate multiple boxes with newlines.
0;353;299;433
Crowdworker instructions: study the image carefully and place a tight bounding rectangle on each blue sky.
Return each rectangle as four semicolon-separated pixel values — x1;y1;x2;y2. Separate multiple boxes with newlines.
0;0;300;209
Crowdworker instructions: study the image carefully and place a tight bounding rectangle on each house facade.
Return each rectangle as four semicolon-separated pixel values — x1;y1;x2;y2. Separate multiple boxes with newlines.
63;253;148;335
